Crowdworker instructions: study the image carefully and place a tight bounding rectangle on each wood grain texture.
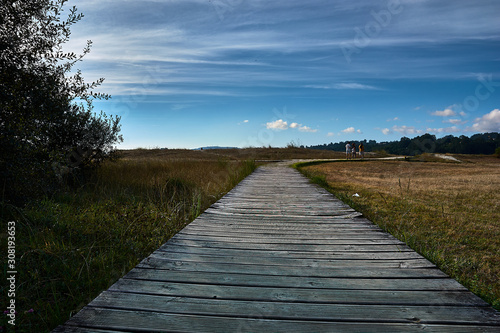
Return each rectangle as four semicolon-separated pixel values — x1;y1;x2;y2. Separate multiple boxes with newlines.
53;164;500;332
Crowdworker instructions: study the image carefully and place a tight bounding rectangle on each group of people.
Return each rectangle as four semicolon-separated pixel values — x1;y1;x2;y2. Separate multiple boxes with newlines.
346;142;364;160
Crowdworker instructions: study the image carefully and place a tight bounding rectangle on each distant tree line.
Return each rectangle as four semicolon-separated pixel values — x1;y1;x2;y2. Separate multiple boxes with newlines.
307;133;500;156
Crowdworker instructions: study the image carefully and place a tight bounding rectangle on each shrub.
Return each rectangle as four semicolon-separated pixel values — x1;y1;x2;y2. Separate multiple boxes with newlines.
0;1;122;204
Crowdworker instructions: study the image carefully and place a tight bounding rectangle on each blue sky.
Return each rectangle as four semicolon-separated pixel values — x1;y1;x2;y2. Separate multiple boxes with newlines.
66;0;500;149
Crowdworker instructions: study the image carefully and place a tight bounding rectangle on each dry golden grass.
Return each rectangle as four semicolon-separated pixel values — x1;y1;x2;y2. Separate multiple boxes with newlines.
118;147;347;161
299;156;500;309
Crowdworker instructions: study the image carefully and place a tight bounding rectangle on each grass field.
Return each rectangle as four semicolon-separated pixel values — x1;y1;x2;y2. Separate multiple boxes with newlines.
4;147;497;332
117;146;347;161
0;146;347;332
1;155;258;332
296;154;500;310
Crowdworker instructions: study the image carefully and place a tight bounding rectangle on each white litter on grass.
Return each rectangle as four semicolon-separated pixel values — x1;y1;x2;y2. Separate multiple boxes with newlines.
434;154;461;162
352;193;360;197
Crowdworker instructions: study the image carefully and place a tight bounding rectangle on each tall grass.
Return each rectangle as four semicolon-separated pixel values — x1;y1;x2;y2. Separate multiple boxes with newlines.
0;158;256;332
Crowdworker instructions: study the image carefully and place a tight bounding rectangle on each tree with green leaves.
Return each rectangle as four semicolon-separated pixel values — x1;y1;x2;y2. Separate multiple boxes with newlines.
1;0;122;203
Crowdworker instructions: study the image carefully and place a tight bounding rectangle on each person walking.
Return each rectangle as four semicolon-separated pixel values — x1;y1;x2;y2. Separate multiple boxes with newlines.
345;142;351;159
351;142;356;159
359;142;365;159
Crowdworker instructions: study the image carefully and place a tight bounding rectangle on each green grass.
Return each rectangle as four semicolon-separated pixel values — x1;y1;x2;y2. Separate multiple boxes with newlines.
0;158;256;332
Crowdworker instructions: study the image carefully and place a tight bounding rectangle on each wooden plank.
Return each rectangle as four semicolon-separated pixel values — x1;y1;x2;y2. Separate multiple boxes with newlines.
55;308;500;333
146;251;436;269
161;238;413;252
185;215;379;224
179;223;389;234
158;243;424;259
52;328;127;333
180;226;387;235
87;291;500;325
204;209;360;217
110;279;483;306
185;222;383;232
137;257;448;278
124;268;467;291
178;227;392;237
171;234;407;245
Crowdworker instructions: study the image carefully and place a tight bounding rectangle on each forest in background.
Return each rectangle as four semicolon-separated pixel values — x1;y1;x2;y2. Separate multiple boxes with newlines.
307;132;500;156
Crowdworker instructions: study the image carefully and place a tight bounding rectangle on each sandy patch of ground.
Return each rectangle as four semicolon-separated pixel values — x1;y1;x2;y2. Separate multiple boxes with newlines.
434;154;461;162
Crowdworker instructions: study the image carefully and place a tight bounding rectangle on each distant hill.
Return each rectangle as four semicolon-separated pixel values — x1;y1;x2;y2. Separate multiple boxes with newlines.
307;132;500;156
193;146;239;151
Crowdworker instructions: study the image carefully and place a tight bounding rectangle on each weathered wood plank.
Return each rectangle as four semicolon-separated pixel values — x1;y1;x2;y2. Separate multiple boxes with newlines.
109;279;485;306
87;291;500;325
137;258;447;278
186;216;377;224
171;234;407;246
162;238;413;252
158;243;424;259
185;222;382;232
124;268;466;291
146;250;436;269
55;308;500;333
52;328;128;333
180;226;389;236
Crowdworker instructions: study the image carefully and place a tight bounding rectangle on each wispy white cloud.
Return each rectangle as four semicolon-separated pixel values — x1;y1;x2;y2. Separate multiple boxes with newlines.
305;83;380;90
332;83;380;90
432;108;456;117
298;125;318;133
68;0;500;102
341;127;362;134
65;0;500;149
426;126;461;134
443;118;467;125
390;125;424;136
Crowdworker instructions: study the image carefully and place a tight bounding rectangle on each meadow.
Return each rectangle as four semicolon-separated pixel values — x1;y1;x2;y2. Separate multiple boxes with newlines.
296;154;500;310
4;147;498;332
1;155;256;332
0;147;342;332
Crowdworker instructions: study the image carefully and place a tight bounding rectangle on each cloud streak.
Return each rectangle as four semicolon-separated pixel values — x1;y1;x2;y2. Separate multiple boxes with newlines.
65;0;500;148
432;108;456;117
69;0;500;99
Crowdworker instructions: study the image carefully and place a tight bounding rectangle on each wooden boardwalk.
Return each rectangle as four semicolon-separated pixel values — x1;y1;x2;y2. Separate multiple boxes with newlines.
54;164;500;332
